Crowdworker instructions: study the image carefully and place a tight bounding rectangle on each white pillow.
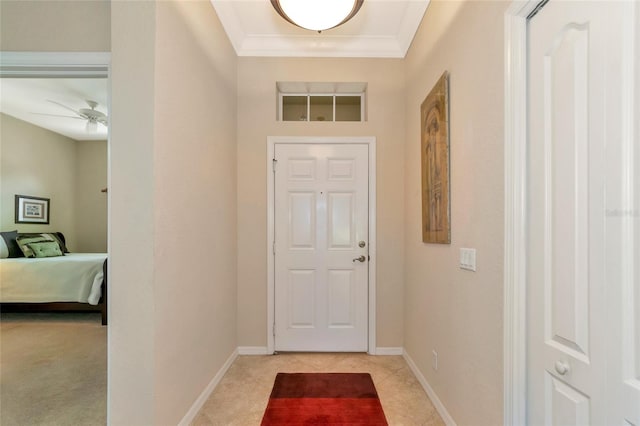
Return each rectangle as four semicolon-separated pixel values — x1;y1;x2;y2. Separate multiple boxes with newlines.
0;237;8;258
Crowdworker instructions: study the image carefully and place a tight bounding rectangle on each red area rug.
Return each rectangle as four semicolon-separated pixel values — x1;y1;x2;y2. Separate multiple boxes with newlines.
261;373;388;425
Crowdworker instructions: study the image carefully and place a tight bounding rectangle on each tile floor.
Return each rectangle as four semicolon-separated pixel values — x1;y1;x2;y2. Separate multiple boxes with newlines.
192;353;445;425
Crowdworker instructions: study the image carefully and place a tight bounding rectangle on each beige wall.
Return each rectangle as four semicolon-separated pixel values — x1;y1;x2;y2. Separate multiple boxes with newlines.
237;57;406;348
0;0;110;51
110;1;156;423
153;1;237;423
403;1;507;425
111;1;237;424
75;140;107;252
0;113;77;249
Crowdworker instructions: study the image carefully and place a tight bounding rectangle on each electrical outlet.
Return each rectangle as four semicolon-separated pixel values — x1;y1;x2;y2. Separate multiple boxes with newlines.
432;350;438;371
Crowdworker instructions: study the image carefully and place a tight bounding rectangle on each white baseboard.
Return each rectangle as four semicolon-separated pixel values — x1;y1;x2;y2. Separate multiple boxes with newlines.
178;348;238;426
403;350;457;426
238;346;400;356
238;346;270;355
375;347;404;355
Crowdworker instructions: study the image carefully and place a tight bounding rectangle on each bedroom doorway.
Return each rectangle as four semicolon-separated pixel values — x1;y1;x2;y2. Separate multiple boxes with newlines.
0;52;111;425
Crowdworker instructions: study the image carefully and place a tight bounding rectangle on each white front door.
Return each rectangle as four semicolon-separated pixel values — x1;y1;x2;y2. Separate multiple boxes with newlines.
527;1;639;424
273;143;369;352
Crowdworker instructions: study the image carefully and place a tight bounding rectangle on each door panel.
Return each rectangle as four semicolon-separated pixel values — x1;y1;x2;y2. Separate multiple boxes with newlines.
274;143;368;352
546;374;590;426
289;159;316;180
545;22;590;362
289;192;316;248
327;270;355;327
328;158;355;180
328;192;355;248
288;270;315;328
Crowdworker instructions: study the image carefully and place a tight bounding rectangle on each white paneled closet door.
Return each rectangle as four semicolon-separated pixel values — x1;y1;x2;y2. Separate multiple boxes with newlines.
527;1;639;424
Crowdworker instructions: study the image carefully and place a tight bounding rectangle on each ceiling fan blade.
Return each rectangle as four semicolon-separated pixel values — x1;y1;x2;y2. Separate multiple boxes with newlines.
47;100;84;117
32;112;84;120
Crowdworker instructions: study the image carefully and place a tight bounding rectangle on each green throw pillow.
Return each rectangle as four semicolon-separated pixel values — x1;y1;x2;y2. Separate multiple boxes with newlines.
16;234;60;257
27;241;63;258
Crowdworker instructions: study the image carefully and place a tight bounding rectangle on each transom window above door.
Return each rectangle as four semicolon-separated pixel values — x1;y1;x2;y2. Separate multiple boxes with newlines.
277;81;367;122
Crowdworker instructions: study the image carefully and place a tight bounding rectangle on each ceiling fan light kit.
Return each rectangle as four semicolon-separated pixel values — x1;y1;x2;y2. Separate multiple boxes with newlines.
271;0;364;32
85;120;99;133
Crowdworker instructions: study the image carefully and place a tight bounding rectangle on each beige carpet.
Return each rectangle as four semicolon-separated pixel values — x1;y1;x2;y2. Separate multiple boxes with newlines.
0;312;107;426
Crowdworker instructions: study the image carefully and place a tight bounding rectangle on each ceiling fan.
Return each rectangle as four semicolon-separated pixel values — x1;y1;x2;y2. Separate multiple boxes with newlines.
35;99;108;132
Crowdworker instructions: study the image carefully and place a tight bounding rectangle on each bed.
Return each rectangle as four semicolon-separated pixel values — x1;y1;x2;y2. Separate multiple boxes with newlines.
0;231;108;325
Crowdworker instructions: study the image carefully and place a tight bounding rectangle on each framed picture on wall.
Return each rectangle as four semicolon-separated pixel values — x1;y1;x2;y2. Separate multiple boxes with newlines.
420;71;451;244
15;194;50;224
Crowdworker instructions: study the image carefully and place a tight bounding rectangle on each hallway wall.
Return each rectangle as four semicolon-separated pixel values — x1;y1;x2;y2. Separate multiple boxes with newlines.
403;1;508;424
236;57;406;350
153;1;238;423
110;1;238;424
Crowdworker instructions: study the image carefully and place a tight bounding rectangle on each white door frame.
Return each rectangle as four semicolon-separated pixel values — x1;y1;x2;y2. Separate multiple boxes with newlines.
267;136;377;355
0;52;110;77
503;1;540;425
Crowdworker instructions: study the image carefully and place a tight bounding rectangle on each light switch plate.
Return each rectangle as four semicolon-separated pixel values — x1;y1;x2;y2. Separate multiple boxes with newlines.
460;248;477;271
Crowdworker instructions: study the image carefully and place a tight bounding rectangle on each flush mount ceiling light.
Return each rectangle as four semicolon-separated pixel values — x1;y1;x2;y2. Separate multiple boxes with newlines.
271;0;364;32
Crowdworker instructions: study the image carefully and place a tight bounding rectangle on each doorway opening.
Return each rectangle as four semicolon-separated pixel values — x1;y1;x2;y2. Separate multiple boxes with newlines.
0;51;111;424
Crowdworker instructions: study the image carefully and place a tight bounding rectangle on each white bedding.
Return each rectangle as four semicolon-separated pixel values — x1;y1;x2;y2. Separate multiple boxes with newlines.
0;253;107;305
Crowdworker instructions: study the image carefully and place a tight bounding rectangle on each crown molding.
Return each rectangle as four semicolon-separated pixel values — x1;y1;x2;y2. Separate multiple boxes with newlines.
238;34;405;58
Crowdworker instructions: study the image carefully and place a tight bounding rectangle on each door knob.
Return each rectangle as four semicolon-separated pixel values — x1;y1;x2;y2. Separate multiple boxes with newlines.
352;255;366;263
554;360;570;376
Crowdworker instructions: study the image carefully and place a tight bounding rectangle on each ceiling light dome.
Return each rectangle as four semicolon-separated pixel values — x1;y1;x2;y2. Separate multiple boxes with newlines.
271;0;364;32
